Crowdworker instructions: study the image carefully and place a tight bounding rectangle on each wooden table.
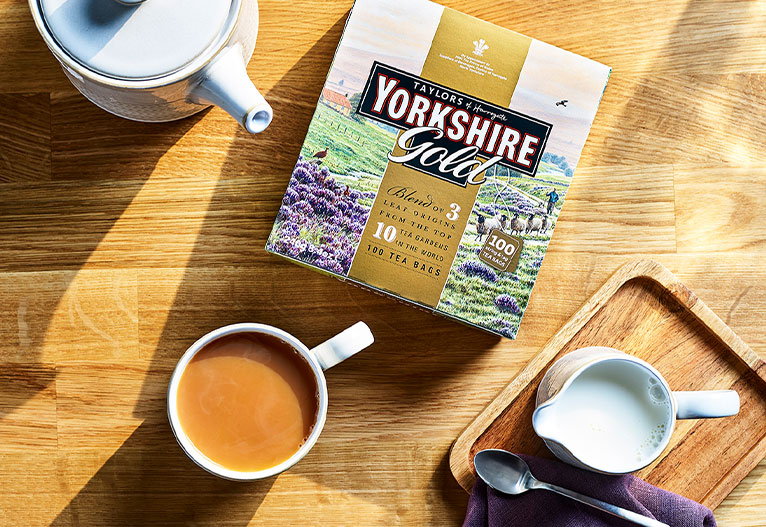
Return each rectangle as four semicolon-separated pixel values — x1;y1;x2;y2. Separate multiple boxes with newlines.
0;0;764;525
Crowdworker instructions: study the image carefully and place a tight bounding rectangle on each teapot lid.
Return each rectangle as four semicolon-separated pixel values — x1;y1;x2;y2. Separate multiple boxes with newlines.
37;0;239;80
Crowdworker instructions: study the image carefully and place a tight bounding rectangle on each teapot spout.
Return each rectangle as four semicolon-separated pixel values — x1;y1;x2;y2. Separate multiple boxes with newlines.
190;43;273;133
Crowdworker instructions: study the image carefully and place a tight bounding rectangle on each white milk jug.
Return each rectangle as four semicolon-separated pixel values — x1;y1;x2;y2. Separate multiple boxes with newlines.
29;0;273;133
533;347;739;475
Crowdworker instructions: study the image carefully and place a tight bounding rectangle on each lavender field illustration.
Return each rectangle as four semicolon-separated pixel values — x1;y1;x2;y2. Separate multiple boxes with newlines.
265;102;395;275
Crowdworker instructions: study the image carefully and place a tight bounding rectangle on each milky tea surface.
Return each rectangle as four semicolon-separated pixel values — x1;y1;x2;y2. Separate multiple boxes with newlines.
551;360;673;472
177;333;319;472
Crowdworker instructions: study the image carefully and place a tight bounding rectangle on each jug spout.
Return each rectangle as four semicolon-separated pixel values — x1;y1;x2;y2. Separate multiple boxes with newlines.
190;43;273;133
532;403;559;441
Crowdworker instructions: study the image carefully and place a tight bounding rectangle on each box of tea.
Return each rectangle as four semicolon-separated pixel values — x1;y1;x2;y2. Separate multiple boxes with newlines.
267;0;611;338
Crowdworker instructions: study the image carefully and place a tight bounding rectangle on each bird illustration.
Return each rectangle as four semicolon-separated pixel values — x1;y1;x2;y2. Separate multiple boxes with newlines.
556;100;568;107
344;186;350;197
313;148;328;159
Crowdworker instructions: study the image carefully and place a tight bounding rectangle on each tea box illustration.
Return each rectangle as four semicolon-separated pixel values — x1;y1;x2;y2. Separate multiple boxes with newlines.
267;0;611;338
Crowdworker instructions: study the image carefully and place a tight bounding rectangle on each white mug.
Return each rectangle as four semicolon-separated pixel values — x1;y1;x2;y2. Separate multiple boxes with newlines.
532;347;739;474
167;321;374;481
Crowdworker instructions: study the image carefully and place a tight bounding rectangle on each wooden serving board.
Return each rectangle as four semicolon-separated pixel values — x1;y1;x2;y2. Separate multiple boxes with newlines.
450;259;766;508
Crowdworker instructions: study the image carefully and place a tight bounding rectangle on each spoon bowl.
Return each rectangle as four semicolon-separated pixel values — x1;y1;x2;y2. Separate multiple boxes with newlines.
474;448;535;495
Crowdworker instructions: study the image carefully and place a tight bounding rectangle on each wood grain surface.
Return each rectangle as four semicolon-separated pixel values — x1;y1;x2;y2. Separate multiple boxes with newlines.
0;0;764;526
450;259;766;508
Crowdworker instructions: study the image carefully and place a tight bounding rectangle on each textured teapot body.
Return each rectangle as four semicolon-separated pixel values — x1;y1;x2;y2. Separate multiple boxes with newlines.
28;0;271;132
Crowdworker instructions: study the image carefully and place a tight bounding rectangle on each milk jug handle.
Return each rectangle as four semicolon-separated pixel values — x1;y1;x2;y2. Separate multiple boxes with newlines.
674;390;739;419
311;322;374;371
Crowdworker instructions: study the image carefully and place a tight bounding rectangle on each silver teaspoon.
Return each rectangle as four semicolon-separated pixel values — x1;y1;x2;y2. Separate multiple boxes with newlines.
473;449;669;527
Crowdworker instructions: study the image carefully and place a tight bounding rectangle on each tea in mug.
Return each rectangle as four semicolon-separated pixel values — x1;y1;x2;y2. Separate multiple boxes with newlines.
176;332;319;472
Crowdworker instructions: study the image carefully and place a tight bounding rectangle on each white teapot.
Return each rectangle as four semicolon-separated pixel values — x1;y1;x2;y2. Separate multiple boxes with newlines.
29;0;273;133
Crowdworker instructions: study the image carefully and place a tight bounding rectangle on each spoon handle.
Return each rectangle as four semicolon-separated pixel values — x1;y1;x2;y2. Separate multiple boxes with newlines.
539;482;669;527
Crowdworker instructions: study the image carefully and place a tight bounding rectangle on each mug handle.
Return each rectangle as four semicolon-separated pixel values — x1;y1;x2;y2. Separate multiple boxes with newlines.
674;390;740;419
310;322;374;370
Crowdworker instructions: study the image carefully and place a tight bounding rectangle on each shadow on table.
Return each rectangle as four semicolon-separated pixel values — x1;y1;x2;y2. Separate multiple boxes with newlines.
50;419;274;526
0;102;205;423
0;0;210;424
47;14;344;526
48;10;500;523
430;452;472;524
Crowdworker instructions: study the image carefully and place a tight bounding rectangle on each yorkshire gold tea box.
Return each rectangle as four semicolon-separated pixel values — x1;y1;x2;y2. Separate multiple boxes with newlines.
267;0;610;338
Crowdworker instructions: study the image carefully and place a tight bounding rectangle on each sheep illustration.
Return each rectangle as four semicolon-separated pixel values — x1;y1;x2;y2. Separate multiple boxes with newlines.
526;213;545;235
510;212;527;235
541;215;552;233
475;214;507;241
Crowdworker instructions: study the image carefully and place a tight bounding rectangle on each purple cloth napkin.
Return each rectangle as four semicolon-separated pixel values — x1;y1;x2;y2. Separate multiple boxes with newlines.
463;454;716;527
